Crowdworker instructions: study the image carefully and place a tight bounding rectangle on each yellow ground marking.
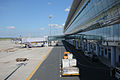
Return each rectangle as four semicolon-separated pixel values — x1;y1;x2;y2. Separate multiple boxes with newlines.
26;47;53;80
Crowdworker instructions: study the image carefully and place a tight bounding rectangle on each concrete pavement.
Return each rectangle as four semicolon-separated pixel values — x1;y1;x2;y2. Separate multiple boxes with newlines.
30;42;80;80
0;46;52;80
30;41;112;80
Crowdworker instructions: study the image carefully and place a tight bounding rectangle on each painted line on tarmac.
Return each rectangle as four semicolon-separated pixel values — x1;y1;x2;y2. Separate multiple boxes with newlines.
26;47;53;80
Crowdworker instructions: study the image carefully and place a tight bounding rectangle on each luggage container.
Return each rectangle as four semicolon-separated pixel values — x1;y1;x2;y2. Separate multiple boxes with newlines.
62;67;79;76
61;59;79;76
68;54;73;59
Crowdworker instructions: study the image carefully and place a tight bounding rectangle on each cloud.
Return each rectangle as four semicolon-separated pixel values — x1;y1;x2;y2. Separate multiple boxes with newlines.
48;2;52;5
40;27;45;30
62;24;65;27
64;6;71;12
6;26;16;29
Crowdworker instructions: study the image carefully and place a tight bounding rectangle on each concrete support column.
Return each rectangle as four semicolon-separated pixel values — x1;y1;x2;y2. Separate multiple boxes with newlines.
103;47;106;58
96;44;99;56
76;40;78;49
72;40;74;46
116;47;120;65
79;40;82;49
68;40;69;43
91;44;94;53
69;40;71;44
93;45;96;53
79;40;81;48
100;46;102;56
111;46;116;66
87;43;90;52
74;40;76;47
71;40;72;44
70;40;72;44
73;40;75;46
90;43;93;52
106;47;109;59
84;42;86;50
71;40;73;45
70;40;72;45
85;40;87;51
82;41;84;50
67;40;68;43
89;43;92;52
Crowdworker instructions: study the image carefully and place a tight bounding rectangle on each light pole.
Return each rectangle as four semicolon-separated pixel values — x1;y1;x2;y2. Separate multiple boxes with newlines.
49;15;52;36
49;15;52;46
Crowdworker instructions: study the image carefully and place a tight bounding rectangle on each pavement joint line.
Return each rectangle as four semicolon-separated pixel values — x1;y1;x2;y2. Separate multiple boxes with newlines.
26;47;53;80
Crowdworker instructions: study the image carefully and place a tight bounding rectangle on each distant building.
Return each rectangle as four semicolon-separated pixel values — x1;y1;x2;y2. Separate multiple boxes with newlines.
64;0;120;67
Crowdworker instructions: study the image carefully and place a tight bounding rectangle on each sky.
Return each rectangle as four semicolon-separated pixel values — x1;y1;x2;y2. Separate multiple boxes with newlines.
0;0;73;38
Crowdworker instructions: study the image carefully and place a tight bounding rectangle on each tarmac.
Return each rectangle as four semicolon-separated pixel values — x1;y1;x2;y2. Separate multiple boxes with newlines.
30;41;112;80
0;40;53;80
0;40;113;80
30;41;80;80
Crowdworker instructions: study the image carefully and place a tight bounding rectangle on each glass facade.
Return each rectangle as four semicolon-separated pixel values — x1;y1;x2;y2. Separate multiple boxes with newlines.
64;0;120;41
82;23;120;41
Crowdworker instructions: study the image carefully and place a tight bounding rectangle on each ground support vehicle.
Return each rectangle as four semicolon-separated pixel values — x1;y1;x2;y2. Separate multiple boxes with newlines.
64;52;70;59
21;37;48;48
62;67;80;76
61;53;80;76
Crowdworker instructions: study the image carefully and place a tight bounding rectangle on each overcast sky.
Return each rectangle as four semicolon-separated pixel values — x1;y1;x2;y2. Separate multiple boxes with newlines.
0;0;72;37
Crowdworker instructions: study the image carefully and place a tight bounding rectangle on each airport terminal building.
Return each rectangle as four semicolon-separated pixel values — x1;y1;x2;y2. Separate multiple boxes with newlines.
64;0;120;67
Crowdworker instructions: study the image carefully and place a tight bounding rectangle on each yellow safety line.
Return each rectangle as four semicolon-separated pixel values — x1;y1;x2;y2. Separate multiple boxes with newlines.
26;47;53;80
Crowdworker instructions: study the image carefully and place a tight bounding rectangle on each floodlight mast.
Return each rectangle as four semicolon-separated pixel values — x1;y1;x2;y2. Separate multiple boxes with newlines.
48;15;52;46
49;15;52;36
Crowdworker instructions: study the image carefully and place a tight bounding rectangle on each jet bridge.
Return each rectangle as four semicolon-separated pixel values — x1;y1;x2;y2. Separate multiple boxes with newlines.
48;34;103;41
